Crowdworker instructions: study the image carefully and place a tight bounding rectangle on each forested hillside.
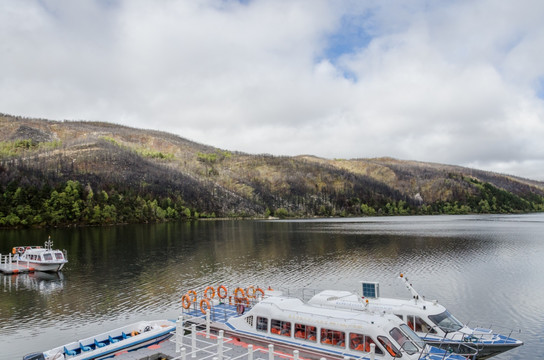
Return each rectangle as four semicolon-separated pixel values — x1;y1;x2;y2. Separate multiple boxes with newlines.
1;114;544;228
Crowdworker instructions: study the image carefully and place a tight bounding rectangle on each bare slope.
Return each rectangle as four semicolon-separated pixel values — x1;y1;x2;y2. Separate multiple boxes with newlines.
1;114;543;226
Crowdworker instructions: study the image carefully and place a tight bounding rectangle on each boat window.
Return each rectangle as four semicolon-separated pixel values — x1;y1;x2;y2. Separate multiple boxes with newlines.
399;324;426;348
320;328;345;348
390;327;418;355
55;252;64;260
349;333;383;355
428;310;463;333
256;317;268;332
43;253;53;261
377;336;401;357
246;316;253;327
407;315;436;334
271;319;291;336
394;314;404;321
294;324;316;342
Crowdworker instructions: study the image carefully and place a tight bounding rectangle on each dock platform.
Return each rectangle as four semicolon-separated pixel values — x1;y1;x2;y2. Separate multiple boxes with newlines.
112;313;321;360
0;253;35;274
113;329;314;360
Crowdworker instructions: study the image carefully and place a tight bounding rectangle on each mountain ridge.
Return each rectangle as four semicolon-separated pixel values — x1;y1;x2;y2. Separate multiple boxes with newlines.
1;113;543;227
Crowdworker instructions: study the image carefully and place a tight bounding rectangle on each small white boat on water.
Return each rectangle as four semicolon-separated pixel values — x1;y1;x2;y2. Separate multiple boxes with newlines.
307;275;523;359
181;285;474;360
12;237;67;272
22;319;175;360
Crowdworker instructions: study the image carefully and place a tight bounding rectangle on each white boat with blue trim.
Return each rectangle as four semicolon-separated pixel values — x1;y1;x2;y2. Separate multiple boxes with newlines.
12;237;67;272
22;319;175;360
308;275;523;359
181;285;475;360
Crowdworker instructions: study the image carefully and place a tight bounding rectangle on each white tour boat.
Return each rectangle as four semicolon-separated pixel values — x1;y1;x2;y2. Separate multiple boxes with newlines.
12;237;67;272
307;275;523;359
22;319;175;360
181;285;474;360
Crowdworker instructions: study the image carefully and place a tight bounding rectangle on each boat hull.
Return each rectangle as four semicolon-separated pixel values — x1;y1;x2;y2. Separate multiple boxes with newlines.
424;339;523;360
31;320;175;360
20;261;65;272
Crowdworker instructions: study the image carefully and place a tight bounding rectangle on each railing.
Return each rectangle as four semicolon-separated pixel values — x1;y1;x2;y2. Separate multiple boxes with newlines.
0;253;31;270
171;313;379;360
463;322;522;344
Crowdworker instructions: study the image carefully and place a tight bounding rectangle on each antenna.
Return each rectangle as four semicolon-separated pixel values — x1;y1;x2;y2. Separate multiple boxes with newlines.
45;236;53;251
399;273;422;300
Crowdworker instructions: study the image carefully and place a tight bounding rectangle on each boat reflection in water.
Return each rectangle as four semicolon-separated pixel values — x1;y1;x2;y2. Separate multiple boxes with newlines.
2;271;65;293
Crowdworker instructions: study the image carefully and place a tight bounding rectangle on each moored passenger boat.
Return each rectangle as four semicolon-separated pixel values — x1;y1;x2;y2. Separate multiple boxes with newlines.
181;285;474;360
12;237;67;272
307;275;523;359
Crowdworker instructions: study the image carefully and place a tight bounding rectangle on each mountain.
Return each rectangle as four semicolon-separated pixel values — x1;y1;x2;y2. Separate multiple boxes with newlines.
1;113;543;228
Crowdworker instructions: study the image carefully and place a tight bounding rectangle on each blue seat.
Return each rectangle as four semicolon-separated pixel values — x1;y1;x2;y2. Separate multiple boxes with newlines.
122;332;128;339
109;335;119;343
64;346;77;356
79;342;91;352
94;339;106;348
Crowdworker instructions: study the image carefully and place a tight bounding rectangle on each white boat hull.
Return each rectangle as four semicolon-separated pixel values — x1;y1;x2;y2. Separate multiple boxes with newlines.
25;320;175;360
21;261;66;272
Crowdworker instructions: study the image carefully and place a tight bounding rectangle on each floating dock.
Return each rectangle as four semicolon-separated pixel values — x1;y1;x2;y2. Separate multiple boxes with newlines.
112;317;331;360
0;253;35;274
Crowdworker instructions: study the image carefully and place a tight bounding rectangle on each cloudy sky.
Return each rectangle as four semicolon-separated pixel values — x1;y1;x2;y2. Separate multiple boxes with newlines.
2;1;544;180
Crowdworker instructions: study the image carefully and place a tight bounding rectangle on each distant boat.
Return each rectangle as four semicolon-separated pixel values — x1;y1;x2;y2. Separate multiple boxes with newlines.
11;237;67;272
22;319;175;360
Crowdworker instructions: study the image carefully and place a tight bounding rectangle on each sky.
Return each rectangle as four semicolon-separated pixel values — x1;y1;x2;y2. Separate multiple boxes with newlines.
1;0;544;181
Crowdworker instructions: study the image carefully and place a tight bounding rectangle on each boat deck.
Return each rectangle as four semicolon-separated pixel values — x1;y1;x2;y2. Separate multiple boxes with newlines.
0;253;35;274
113;329;312;360
183;301;245;325
0;262;35;274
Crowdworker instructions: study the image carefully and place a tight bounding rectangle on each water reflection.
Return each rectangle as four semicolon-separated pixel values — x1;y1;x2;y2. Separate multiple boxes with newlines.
2;272;65;294
0;214;542;359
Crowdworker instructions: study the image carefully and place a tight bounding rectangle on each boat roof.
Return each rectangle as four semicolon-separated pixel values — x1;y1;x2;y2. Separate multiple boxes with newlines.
308;289;446;317
367;296;446;316
254;294;403;330
20;247;62;254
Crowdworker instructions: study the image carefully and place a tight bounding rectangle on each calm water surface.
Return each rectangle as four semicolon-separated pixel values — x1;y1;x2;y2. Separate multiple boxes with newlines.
1;214;543;359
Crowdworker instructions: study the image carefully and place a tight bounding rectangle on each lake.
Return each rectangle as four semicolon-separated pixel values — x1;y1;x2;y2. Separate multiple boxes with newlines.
1;214;543;359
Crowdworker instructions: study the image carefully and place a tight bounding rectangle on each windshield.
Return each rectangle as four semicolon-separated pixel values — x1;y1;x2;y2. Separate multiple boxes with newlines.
390;327;418;355
399;324;426;348
428;310;463;333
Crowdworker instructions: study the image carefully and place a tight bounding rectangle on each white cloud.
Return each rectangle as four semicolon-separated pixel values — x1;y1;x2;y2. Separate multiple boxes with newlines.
1;0;544;180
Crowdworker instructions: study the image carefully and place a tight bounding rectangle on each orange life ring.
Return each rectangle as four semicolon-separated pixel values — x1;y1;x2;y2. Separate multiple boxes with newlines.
235;296;250;307
234;287;246;300
204;286;216;299
187;290;197;302
246;286;255;298
182;294;191;309
217;285;228;299
255;288;265;297
18;247;24;253
200;298;211;314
